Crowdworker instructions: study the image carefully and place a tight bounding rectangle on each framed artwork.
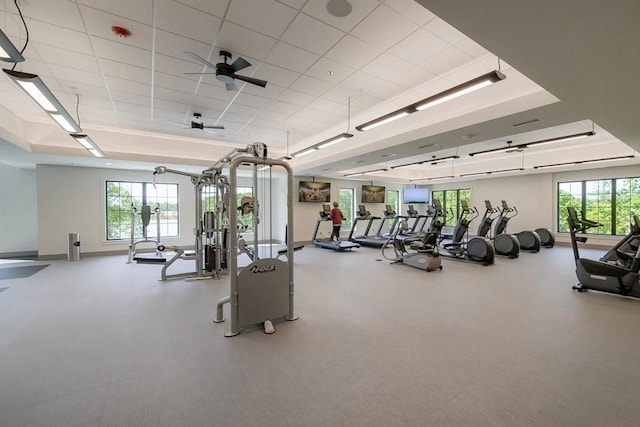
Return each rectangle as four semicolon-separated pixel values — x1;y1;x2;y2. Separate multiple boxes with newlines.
362;185;385;203
299;181;331;202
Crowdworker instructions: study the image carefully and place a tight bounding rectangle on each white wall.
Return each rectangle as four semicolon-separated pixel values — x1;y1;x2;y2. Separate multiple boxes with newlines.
292;177;405;242
0;163;38;254
36;165;197;256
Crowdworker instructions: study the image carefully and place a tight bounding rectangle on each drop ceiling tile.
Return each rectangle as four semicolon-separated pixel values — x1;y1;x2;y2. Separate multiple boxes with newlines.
363;81;404;101
340;71;385;92
305;57;355;84
251;116;285;129
48;64;105;87
110;90;149;106
78;0;153;25
249;62;301;88
288;75;332;97
255;110;289;123
9;60;54;78
100;59;151;84
196;81;235;101
350;4;418;51
385;0;437;26
154;29;213;65
226;0;297;39
155;53;203;80
278;89;315;106
306;98;349;117
154;98;190;113
392;29;450;65
394;66;437;90
172;0;230;18
79;5;153;51
114;102;152;115
267;100;300;115
456;38;491;60
20;0;85;32
303;0;380;33
281;14;345;55
155;0;221;44
217;21;278;61
324;34;382;69
419;46;473;76
280;115;313;130
234;92;273;110
22;18;94;55
266;42;319;74
154;73;199;93
106;77;151;96
31;43;100;73
76;96;113;109
425;17;468;45
321;85;362;104
191;96;231;113
278;0;306;9
241;80;285;100
92;37;152;69
361;52;414;81
225;103;262;118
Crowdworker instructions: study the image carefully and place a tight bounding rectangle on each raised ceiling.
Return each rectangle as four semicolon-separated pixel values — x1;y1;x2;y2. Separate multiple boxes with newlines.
0;0;637;180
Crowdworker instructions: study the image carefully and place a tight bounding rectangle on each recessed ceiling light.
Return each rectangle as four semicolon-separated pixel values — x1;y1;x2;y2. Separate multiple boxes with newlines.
512;118;543;127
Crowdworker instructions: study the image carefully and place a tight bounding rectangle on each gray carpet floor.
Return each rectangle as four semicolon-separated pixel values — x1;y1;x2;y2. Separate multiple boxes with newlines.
1;245;640;426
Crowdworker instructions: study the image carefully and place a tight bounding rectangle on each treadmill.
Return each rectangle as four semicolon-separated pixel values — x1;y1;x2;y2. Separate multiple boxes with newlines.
348;205;389;248
312;204;360;251
374;205;399;240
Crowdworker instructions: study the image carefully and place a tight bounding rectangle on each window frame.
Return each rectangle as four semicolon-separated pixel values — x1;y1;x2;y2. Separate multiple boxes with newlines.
339;187;356;230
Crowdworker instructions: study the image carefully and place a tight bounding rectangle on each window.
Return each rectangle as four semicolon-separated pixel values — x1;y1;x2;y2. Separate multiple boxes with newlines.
432;188;472;226
339;188;355;229
236;186;254;230
557;177;640;235
386;189;399;227
106;181;179;240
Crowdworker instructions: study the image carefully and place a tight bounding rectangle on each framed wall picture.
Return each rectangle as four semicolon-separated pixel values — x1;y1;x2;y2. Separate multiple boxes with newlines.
298;181;331;202
361;185;385;203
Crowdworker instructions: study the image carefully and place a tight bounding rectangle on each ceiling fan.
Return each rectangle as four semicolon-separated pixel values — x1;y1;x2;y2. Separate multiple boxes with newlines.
184;50;268;91
190;113;224;131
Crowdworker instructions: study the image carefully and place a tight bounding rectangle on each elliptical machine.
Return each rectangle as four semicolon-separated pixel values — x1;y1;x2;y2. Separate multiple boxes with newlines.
494;200;541;252
476;200;520;258
567;206;640;297
382;218;442;271
430;199;495;265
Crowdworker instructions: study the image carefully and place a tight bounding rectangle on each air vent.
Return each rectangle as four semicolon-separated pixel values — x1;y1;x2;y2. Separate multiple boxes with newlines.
381;153;396;158
353;160;365;164
321;168;331;172
419;143;439;149
512;118;543;127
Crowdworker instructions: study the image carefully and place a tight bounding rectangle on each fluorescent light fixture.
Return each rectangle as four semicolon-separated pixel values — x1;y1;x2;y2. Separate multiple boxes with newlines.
409;175;454;182
460;167;524;177
4;69;82;133
415;72;504;111
316;132;353;149
469;130;596;157
344;168;388;178
356;111;411;131
391;154;460;169
533;155;635;169
355;70;505;132
291;147;318;158
526;131;596;148
391;161;424;169
0;28;25;63
70;134;106;158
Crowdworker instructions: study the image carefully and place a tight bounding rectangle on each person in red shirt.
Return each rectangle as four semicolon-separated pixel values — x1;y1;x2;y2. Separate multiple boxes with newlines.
330;201;344;242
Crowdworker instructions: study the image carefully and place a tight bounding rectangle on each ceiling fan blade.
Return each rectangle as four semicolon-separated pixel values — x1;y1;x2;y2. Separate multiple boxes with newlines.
232;74;267;88
230;56;251;73
183;72;216;75
184;51;217;69
203;125;224;130
225;82;238;91
191;121;204;129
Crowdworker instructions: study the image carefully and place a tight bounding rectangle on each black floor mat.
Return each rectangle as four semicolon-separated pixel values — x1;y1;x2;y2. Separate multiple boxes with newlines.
0;264;50;280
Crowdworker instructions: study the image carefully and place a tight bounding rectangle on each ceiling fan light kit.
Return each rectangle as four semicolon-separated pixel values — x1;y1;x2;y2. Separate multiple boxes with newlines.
184;50;267;91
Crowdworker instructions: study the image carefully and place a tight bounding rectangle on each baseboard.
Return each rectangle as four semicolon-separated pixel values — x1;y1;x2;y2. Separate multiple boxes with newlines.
0;250;38;259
